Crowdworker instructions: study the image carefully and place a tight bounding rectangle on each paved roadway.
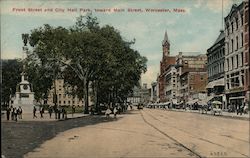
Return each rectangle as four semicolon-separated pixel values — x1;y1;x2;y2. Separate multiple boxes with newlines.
21;108;249;158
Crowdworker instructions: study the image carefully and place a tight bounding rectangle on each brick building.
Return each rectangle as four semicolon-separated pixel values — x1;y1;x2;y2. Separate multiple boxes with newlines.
175;52;207;104
158;31;176;102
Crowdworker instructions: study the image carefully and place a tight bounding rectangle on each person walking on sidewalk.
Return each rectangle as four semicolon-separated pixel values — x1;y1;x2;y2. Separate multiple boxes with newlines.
105;107;111;118
113;106;118;118
14;107;18;122
17;106;22;119
6;106;11;121
33;106;37;118
48;106;53;118
72;105;76;117
11;107;15;120
40;106;44;118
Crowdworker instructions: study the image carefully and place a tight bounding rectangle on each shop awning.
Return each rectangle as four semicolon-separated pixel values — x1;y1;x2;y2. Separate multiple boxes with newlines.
206;78;225;89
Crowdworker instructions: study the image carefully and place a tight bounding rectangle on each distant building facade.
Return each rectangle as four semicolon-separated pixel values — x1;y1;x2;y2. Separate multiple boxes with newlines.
206;30;226;108
47;79;84;107
175;52;207;104
224;1;249;109
150;82;157;102
165;65;178;103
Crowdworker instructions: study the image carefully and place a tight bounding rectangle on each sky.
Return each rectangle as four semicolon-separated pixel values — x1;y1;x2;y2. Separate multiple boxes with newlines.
0;0;244;86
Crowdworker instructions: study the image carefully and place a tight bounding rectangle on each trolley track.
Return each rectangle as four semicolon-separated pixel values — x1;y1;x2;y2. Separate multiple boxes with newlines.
140;110;203;158
141;109;249;157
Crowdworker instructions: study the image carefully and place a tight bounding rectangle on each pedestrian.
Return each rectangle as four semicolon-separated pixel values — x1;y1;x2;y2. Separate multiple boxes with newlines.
14;107;18;122
236;104;240;115
72;105;75;117
40;106;44;118
6;106;11;121
243;103;248;114
105;107;111;118
33;106;37;118
240;104;244;115
48;106;53;118
17;106;22;119
113;106;118;118
58;107;61;119
11;107;15;120
54;106;58;119
62;107;65;119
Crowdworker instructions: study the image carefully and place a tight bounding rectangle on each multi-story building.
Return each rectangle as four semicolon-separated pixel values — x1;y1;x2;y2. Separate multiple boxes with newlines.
150;82;157;102
140;83;151;103
180;71;208;104
243;1;249;107
47;79;84;107
224;1;249;109
175;52;207;104
158;31;176;102
165;64;178;103
206;30;226;108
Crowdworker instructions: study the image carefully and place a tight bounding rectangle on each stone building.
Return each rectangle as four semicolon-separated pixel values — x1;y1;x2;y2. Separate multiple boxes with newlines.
164;64;178;103
206;30;226;108
224;1;249;109
47;79;84;107
150;82;157;102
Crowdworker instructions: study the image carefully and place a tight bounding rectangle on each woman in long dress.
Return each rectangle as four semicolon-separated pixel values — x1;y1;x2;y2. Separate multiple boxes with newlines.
105;107;112;118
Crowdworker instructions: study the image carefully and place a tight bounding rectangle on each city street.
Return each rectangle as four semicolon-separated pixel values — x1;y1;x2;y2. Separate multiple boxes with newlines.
2;108;248;158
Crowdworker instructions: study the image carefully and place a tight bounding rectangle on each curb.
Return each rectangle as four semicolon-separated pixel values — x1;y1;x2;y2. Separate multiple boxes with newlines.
154;108;250;121
58;114;89;121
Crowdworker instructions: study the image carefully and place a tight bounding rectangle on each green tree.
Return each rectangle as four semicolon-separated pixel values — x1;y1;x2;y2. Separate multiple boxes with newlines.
1;59;22;107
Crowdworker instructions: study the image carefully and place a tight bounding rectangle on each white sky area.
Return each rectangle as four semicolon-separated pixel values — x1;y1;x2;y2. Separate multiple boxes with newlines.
0;0;243;87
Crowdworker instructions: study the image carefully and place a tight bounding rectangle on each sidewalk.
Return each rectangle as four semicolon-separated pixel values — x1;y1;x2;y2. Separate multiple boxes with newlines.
156;108;250;120
1;112;88;122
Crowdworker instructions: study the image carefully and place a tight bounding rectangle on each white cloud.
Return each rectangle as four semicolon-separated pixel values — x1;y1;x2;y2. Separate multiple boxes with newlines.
141;64;159;86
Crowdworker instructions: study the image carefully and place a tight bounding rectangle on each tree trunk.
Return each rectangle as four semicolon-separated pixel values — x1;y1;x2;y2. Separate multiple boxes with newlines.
84;79;89;114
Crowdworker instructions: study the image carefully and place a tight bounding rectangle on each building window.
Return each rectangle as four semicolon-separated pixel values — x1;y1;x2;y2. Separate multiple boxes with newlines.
227;59;229;71
231;57;234;69
242;75;244;86
241;52;244;66
64;101;66;104
236;18;238;30
59;94;61;99
236;36;238;50
231;22;234;33
241;14;243;26
236;55;238;68
241;32;243;47
68;101;71;104
201;76;204;80
231;39;234;52
59;101;61;104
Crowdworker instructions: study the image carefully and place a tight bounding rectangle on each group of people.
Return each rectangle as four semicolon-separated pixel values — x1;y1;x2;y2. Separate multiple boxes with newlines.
105;106;118;118
6;106;22;121
228;103;248;115
33;105;68;119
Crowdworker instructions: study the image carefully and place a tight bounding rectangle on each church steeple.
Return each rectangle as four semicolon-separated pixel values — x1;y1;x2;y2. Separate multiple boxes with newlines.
162;30;170;57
